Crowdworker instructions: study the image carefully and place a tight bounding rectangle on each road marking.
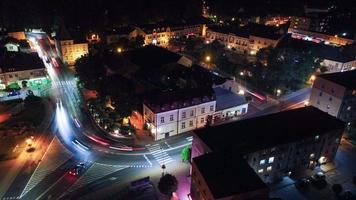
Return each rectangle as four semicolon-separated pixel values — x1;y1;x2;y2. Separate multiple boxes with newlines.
164;142;172;148
143;155;152;166
35;173;66;200
146;144;174;165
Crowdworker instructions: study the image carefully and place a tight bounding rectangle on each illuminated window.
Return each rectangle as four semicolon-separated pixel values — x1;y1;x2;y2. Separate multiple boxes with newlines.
201;107;205;114
315;135;320;140
260;159;266;165
268;157;274;163
347;106;351;111
327;105;330;109
258;169;264;173
267;166;272;172
189;120;193;127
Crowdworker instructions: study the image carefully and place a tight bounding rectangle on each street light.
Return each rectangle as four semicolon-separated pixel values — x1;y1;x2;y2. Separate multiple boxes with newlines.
117;47;123;53
310;75;316;82
205;55;211;62
276;89;281;96
240;71;244;76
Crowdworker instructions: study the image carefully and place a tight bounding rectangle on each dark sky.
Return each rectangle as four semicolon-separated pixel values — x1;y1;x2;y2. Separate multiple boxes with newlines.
0;0;202;30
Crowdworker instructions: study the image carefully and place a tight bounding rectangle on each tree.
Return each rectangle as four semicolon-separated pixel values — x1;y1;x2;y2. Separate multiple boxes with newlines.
158;173;178;197
129;35;145;49
332;184;343;195
181;147;191;162
24;95;42;109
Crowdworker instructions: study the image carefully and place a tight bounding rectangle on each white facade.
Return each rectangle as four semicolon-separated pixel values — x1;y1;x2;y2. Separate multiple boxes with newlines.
321;59;356;73
144;101;216;141
4;43;19;52
213;103;248;120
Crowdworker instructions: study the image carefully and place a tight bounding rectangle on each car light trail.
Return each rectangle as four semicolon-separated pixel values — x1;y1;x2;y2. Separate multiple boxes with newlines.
72;139;90;151
87;135;110;146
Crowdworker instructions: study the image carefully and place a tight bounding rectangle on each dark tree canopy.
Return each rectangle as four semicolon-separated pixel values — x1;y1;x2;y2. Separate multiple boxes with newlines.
158;173;178;197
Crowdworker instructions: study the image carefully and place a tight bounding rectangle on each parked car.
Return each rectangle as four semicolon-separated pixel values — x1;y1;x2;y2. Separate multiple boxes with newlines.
295;178;310;190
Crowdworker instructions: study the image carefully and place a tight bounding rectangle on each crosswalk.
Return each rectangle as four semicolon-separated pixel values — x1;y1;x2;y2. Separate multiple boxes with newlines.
68;163;128;192
20;137;72;198
51;80;77;88
146;143;174;166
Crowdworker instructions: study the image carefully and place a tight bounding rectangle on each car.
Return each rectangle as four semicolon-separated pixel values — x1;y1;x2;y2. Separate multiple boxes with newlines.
68;163;85;176
294;178;310;190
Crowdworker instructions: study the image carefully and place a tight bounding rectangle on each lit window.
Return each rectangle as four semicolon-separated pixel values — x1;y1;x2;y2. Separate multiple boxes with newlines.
268;157;274;163
315;135;320;140
181;122;186;129
310;153;315;159
347;106;351;111
258;169;264;173
327;105;330;109
260;159;266;165
267;166;272;172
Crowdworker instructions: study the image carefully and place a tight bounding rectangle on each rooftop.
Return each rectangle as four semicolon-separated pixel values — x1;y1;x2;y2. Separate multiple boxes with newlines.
214;87;247;111
123;45;182;69
194;106;345;155
318;70;356;90
0;51;45;73
105;26;136;35
207;25;250;38
193;153;268;199
144;88;215;113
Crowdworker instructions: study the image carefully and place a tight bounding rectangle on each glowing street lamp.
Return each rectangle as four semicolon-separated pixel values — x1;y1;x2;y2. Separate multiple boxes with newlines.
205;55;211;62
240;71;244;76
310;75;316;82
276;89;281;96
117;47;123;53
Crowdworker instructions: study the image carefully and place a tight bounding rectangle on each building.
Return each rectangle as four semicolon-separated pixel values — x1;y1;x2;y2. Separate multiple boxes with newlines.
317;46;356;73
309;70;356;126
105;26;139;45
191;107;345;198
191;153;269;200
136;19;208;47
0;52;48;89
58;39;88;65
205;25;250;54
205;24;285;55
143;88;216;140
289;16;311;31
7;31;26;40
288;28;354;46
213;87;248;123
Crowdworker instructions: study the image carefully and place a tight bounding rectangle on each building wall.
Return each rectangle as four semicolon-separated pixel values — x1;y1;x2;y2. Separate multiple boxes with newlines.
289;16;311;31
248;35;280;55
309;77;346;118
8;31;26;40
205;30;249;54
0;68;47;86
213;103;248;123
190;161;216;200
338;90;356;125
4;43;19;52
321;59;356;73
245;128;342;182
143;100;216;140
60;40;89;65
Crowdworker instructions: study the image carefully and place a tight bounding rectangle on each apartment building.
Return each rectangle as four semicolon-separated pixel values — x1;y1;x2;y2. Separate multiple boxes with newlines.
58;39;88;65
191;107;345;199
105;26;139;45
143;88;216;140
0;52;47;89
309;70;356;126
205;24;285;55
137;19;208;47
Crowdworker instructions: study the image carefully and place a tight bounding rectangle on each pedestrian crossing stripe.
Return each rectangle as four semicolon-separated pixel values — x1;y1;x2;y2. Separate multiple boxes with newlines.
146;144;174;165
